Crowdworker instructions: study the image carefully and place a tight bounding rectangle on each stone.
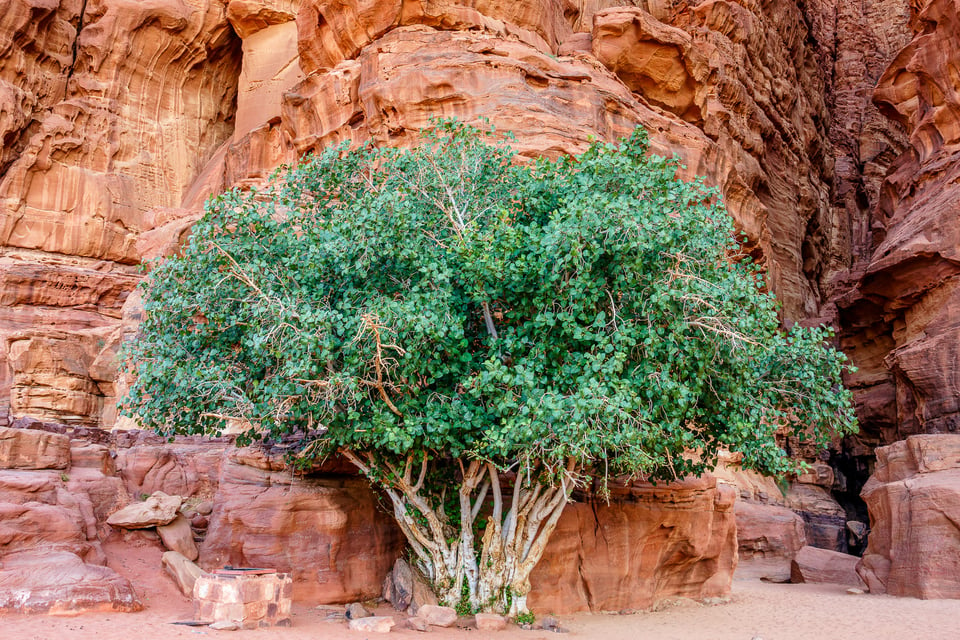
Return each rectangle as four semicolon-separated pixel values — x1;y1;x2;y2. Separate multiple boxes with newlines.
0;549;142;614
785;484;849;553
790;546;864;588
209;620;239;630
346;601;372;619
0;426;70;470
475;613;508;631
157;514;200;561
859;435;960;598
734;501;807;582
529;475;736;614
417;604;458;628
383;557;437;614
404;616;429;632
162;550;206;597
540;615;567;633
107;491;182;529
348;616;396;633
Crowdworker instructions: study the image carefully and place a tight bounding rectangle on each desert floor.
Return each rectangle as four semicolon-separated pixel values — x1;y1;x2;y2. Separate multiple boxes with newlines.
2;540;958;640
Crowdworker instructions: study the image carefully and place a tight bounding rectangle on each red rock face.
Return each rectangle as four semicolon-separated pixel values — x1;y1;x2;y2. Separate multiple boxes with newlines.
859;435;960;598
200;452;405;603
837;0;960;455
0;0;241;428
0;0;900;432
529;475;737;613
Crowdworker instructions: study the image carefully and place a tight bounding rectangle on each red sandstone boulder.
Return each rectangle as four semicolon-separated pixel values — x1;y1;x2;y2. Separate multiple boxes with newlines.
790;546;864;588
735;501;806;582
107;491;182;529
0;549;141;614
859;435;960;598
157;514;199;561
162;550;205;596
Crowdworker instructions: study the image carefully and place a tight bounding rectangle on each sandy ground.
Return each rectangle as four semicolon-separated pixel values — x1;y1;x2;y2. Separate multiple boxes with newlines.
2;539;958;640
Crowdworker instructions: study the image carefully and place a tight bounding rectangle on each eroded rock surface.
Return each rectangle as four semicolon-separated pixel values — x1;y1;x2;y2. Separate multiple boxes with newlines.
859;435;960;598
528;474;736;613
199;449;405;602
1;0;917;438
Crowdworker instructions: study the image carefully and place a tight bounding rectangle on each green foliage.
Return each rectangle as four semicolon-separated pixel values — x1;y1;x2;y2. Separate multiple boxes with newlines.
121;121;856;481
514;612;535;626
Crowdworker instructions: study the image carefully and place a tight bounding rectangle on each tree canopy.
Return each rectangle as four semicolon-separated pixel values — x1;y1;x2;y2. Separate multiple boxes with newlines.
121;121;857;613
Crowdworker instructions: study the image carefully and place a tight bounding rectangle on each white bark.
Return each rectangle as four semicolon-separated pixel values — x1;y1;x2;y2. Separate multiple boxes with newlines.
342;449;578;615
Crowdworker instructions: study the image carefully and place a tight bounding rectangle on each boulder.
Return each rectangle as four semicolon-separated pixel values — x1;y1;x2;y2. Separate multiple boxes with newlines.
157;514;199;561
0;550;142;614
345;602;371;619
348;616;396;633
790;546;864;588
403;616;429;631
107;491;182;529
475;612;508;631
0;427;70;470
859;435;960;598
734;501;807;582
785;484;848;552
417;604;458;628
162;550;206;596
382;557;437;614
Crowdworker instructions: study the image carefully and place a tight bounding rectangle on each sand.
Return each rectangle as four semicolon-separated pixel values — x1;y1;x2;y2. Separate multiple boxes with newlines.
2;539;958;640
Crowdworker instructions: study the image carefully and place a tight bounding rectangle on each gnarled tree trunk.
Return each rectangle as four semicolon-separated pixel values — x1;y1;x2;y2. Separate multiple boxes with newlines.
341;449;578;614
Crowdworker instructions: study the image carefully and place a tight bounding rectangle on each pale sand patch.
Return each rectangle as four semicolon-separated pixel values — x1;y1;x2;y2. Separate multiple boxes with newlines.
1;538;957;640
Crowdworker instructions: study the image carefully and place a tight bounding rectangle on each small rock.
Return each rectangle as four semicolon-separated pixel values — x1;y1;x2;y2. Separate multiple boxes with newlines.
846;587;865;595
195;501;214;515
348;616;396;633
475;613;507;631
191;514;209;529
346;602;372;620
403;616;430;632
209;621;238;631
541;615;568;633
417;604;458;628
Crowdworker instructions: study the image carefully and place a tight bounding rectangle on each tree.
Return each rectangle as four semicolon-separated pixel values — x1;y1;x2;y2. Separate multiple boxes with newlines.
121;122;857;615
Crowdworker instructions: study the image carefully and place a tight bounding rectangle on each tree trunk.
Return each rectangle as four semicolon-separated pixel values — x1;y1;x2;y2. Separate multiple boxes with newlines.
341;449;577;615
